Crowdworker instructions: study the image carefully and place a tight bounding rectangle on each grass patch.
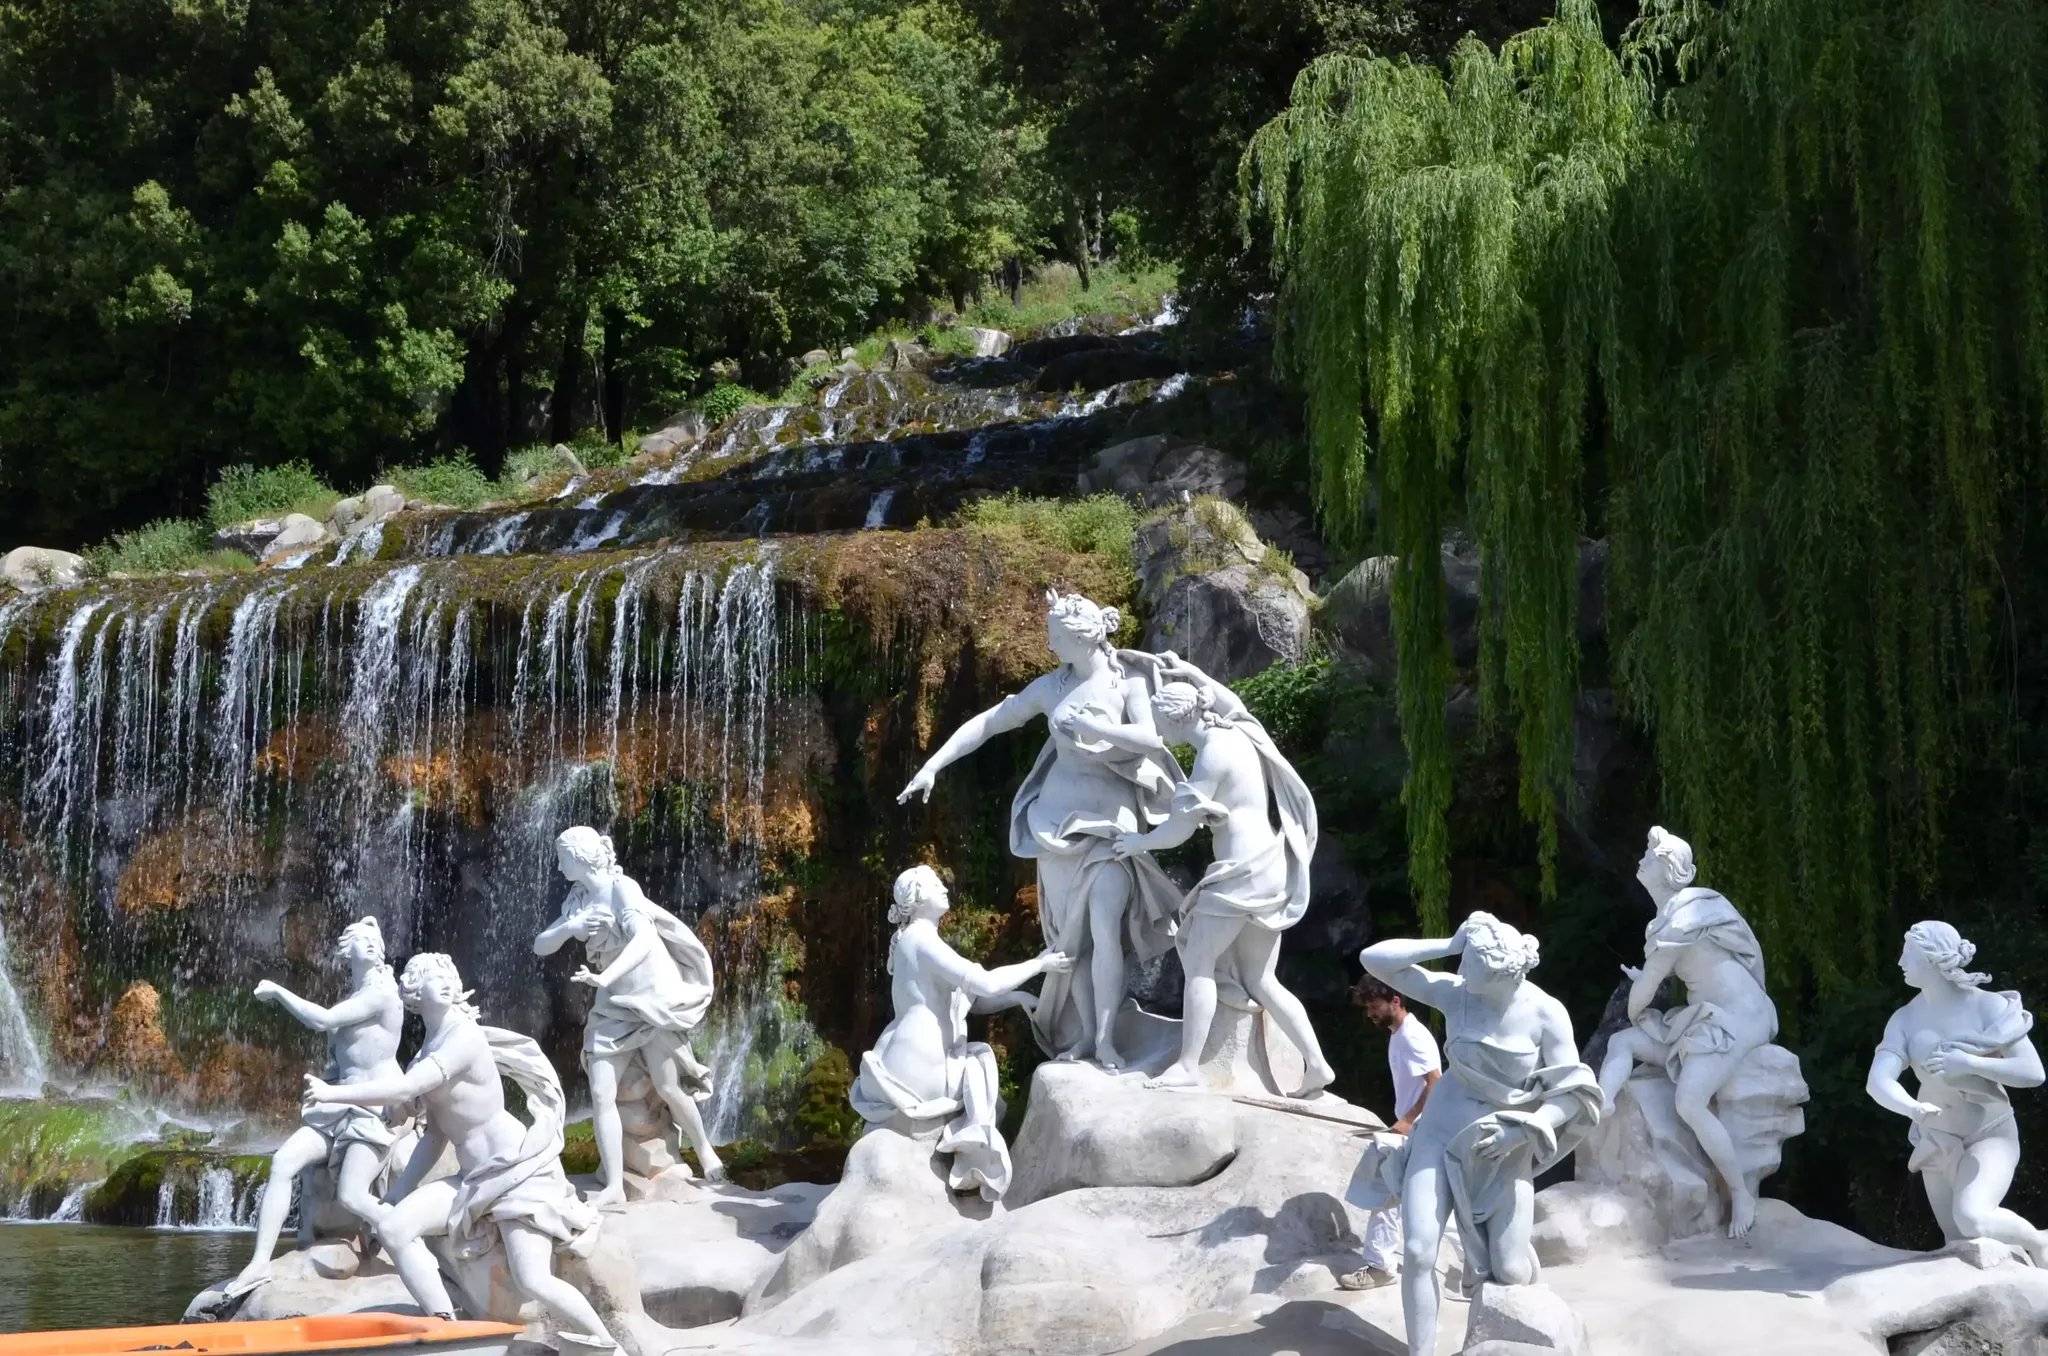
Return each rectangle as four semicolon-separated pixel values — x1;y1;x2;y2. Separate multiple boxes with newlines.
88;519;254;576
388;453;496;509
206;460;339;529
954;492;1139;564
965;260;1177;334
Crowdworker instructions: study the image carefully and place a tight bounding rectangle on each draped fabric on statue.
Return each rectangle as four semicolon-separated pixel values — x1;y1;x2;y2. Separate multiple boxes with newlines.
849;981;1012;1201
1008;655;1185;1054
1630;887;1777;1078
444;1027;601;1261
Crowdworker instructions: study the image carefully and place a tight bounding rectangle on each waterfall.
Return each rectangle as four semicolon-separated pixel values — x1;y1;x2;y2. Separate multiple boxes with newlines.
0;914;45;1097
194;1167;238;1228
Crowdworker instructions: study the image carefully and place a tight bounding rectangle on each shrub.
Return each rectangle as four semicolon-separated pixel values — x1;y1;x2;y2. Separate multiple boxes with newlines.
206;460;336;529
955;491;1139;564
697;382;753;426
87;519;255;576
388;453;495;509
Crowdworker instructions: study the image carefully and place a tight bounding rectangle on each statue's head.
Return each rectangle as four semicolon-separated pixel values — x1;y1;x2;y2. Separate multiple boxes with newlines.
1150;681;1216;741
1458;911;1541;993
555;826;616;883
1637;826;1697;895
1901;921;1991;991
336;916;385;967
399;952;480;1018
1044;590;1120;665
888;865;949;927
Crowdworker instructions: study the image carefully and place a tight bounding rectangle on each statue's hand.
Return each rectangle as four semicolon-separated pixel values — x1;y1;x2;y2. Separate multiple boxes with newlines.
1471;1121;1520;1161
253;979;282;1003
1924;1045;1978;1079
898;767;937;805
570;966;603;989
1620;964;1645;983
303;1074;337;1105
1038;950;1075;975
1111;830;1147;859
1910;1099;1945;1123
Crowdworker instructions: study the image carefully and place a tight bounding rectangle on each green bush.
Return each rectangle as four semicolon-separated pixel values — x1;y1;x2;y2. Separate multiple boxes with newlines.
206;460;337;529
389;453;496;509
87;519;250;575
698;383;753;426
955;491;1139;564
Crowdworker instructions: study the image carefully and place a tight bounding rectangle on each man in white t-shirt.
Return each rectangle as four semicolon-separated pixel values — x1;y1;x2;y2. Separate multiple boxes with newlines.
1339;973;1442;1290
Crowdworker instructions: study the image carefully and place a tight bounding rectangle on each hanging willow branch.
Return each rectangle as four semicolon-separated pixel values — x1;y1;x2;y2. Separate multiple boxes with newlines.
1245;0;2048;989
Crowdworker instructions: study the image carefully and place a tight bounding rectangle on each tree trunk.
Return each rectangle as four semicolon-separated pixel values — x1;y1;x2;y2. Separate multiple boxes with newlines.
549;330;583;445
600;308;626;444
1070;205;1091;291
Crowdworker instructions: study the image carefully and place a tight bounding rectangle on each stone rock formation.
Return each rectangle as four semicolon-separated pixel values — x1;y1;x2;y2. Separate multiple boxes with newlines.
1136;499;1314;682
0;546;87;590
1077;435;1247;507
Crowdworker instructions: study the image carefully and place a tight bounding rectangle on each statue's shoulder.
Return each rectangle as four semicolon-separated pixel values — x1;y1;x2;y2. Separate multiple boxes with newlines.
1661;887;1746;931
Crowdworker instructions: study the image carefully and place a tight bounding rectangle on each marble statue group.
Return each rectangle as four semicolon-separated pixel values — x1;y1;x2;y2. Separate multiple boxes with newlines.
199;587;2048;1356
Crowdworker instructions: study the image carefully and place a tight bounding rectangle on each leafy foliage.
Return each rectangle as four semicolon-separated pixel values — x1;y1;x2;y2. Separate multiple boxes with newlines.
87;519;250;576
954;491;1139;564
206;461;336;529
697;383;755;427
1245;0;2048;997
387;455;496;510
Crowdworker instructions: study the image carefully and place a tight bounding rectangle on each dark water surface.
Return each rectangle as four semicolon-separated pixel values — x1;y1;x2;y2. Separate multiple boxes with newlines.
0;1223;247;1332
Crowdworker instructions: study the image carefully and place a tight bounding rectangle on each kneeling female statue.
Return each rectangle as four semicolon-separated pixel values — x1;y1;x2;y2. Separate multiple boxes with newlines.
1868;921;2048;1265
851;865;1072;1201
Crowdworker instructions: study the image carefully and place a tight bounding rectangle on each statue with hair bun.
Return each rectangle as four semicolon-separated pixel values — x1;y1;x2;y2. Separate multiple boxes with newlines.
535;825;723;1205
847;866;1072;1200
1868;922;2048;1265
1357;913;1602;1356
898;590;1185;1070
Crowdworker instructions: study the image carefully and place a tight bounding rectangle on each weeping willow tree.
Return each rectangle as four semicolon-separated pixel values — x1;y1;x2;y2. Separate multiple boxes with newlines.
1244;0;2048;993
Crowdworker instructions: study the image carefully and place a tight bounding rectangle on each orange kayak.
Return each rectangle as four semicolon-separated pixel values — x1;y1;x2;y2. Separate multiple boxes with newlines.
0;1317;525;1356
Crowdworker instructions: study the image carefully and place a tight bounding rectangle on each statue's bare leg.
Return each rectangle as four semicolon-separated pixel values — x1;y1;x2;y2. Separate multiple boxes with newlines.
1398;1159;1453;1356
1672;1051;1756;1237
1235;924;1336;1097
1597;1029;1656;1113
1148;915;1233;1088
650;1051;725;1181
502;1219;609;1341
585;1054;628;1208
1950;1137;2048;1264
377;1179;460;1318
1485;1176;1538;1285
232;1126;329;1288
333;1140;390;1233
1085;867;1132;1071
1922;1161;1963;1244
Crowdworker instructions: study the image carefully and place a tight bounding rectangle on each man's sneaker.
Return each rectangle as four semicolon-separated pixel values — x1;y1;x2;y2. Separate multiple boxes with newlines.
1335;1265;1397;1291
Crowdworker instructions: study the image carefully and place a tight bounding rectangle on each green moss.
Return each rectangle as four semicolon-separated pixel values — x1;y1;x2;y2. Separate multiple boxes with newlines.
952;492;1138;571
560;1121;598;1175
0;1100;141;1213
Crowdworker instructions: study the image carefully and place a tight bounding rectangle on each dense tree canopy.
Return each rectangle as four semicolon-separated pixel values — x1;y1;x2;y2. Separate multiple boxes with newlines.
1245;0;2048;999
0;0;1049;545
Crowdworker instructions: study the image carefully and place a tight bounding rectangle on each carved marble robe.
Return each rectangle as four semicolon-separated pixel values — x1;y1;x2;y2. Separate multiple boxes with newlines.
441;1027;601;1262
1879;990;2036;1182
1631;886;1777;1075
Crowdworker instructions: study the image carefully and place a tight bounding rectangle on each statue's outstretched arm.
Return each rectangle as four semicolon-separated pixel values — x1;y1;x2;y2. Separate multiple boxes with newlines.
306;1056;447;1108
914;929;1068;1001
256;980;382;1034
900;687;1045;802
1358;935;1462;1012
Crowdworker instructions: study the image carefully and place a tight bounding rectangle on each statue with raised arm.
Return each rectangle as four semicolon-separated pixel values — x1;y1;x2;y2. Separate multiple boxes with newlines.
1867;922;2048;1265
1107;663;1335;1098
304;953;614;1348
1595;827;1782;1239
851;866;1073;1200
1355;915;1601;1356
535;827;722;1205
225;916;407;1297
897;590;1182;1070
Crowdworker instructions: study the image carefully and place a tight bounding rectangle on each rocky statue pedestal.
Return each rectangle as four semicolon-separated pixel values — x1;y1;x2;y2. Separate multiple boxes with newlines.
1110;993;1308;1098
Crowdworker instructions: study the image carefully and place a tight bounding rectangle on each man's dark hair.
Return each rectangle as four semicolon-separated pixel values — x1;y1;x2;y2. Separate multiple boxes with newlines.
1352;974;1402;1007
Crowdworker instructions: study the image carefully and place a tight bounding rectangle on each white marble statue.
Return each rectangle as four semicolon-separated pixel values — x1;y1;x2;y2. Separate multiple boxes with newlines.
849;866;1072;1200
1357;914;1602;1356
898;590;1182;1070
1867;921;2048;1264
304;953;614;1347
535;826;723;1203
227;916;408;1296
1105;665;1334;1097
1595;826;1780;1238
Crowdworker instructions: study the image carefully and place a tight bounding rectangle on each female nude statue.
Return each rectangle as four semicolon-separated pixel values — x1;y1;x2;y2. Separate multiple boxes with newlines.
850;865;1072;1200
534;826;723;1204
1868;921;2048;1264
898;590;1180;1070
1596;827;1778;1237
228;917;406;1295
1106;670;1335;1097
1358;915;1602;1356
305;953;613;1346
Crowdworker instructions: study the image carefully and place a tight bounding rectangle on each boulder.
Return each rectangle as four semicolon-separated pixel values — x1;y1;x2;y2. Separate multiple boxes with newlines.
639;411;711;459
881;339;935;372
838;346;858;360
329;497;365;532
1;546;88;590
1137;500;1316;683
1464;1281;1589;1355
960;327;1011;358
265;513;329;558
1247;506;1332;585
213;518;288;558
362;485;405;520
611;1183;828;1327
1576;1044;1808;1243
1033;346;1184;394
1077;436;1246;508
800;348;833;367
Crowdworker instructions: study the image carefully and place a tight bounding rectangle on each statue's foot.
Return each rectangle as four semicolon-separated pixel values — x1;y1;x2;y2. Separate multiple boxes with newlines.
225;1264;272;1297
1094;1041;1125;1073
585;1183;628;1210
1289;1059;1337;1100
1144;1064;1201;1090
700;1156;728;1183
1054;1042;1088;1063
1728;1188;1758;1239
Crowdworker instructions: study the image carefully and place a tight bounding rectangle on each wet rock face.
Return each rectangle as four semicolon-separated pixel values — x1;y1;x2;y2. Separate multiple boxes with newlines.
1135;499;1316;682
1077;435;1246;507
